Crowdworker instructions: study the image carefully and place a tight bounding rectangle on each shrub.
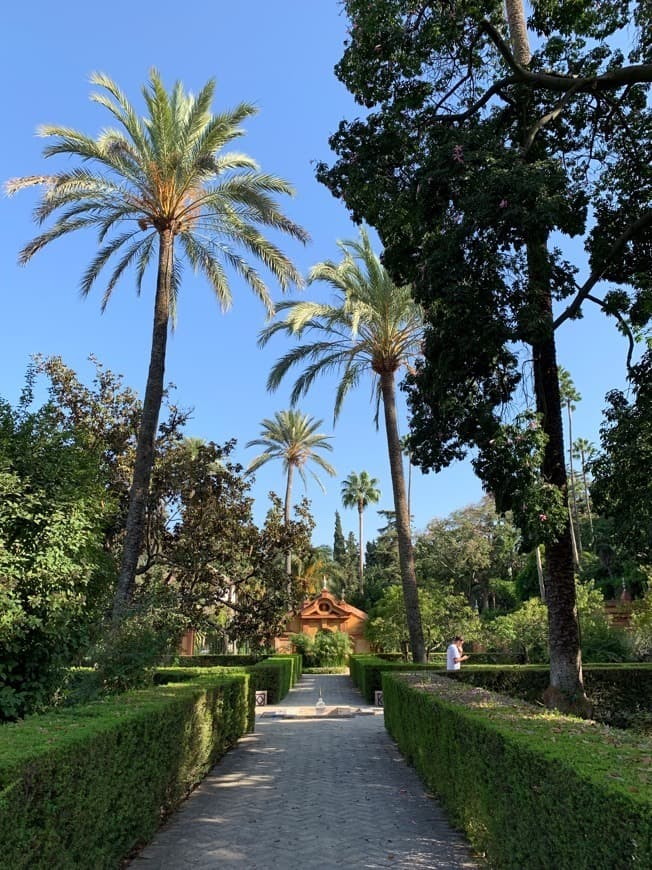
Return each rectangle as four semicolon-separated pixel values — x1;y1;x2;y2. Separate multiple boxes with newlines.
453;664;652;732
249;654;301;703
312;629;352;666
383;672;651;869
288;631;314;663
163;654;264;667
631;591;652;660
91;592;186;693
349;654;445;703
0;672;250;869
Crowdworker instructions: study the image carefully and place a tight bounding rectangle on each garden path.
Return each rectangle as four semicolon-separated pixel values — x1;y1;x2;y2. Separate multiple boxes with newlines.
131;673;477;869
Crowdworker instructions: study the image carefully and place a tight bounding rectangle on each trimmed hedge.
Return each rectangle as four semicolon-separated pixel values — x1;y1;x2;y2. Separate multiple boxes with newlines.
350;655;445;703
0;672;250;869
249;654;302;704
164;654;264;667
351;656;652;729
383;672;652;869
452;664;652;731
155;667;256;732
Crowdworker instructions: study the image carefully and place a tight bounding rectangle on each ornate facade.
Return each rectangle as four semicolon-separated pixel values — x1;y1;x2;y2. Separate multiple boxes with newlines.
275;588;370;654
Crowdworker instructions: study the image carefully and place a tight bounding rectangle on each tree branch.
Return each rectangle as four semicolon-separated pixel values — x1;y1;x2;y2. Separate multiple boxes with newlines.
522;80;585;153
585;293;636;371
480;20;652;93
553;212;652;330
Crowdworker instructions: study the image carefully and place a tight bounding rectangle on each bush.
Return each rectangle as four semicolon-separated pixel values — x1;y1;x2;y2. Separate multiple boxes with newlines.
249;654;301;703
155;666;256;732
453;664;652;732
484;584;635;664
288;631;314;663
163;654;264;667
631;592;652;660
91;592;187;693
0;672;250;869
383;672;652;869
349;654;446;703
312;629;352;666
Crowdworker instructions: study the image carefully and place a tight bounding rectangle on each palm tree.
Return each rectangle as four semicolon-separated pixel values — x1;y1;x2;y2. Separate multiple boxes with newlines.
246;410;336;574
7;72;308;618
559;366;582;561
341;471;380;585
259;227;427;662
573;437;597;543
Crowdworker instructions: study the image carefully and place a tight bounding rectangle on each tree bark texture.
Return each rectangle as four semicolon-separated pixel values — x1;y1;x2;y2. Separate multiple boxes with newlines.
505;0;589;713
379;371;426;663
284;463;294;576
113;229;174;618
358;502;364;585
567;400;582;559
529;240;590;713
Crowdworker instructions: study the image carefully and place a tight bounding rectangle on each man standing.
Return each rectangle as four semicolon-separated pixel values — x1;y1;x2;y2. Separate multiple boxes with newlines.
446;635;469;671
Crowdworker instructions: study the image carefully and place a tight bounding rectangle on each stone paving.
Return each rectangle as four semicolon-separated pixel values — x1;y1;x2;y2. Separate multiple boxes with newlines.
131;674;478;869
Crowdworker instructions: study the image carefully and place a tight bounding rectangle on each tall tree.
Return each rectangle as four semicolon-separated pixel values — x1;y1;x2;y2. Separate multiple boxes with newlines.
7;71;308;619
333;510;347;565
341;470;381;584
573;437;597;543
591;350;652;567
246;410;336;573
260;228;427;662
318;0;650;711
559;366;582;560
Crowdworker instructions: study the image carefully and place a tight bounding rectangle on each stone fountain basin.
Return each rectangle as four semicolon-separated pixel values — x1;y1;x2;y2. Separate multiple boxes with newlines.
257;705;382;719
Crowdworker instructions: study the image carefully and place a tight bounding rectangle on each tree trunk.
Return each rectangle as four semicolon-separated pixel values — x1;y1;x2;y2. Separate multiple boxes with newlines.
506;0;589;715
379;370;426;663
566;399;582;559
568;491;580;567
535;545;546;601
505;0;531;65
113;229;174;619
580;444;595;543
358;501;364;585
529;253;590;714
284;463;294;576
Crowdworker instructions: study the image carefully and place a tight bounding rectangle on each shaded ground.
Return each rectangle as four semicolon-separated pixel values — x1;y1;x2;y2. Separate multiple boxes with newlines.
131;674;478;869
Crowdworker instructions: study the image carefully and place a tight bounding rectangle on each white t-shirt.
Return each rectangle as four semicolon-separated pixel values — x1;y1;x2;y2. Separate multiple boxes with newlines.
446;643;461;670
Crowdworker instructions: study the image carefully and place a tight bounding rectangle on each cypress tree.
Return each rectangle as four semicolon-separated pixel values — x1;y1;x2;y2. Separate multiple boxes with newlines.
333;511;346;565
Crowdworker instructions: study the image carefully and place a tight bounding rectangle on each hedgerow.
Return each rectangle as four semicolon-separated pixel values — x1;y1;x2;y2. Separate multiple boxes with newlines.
383;672;651;869
0;672;250;869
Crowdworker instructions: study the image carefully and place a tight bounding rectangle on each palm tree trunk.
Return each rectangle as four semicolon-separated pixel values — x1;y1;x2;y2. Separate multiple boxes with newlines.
580;444;595;543
379;370;426;663
284;463;294;576
535;545;546;601
358;501;364;586
505;0;531;64
566;399;582;559
568;491;580;566
113;229;174;619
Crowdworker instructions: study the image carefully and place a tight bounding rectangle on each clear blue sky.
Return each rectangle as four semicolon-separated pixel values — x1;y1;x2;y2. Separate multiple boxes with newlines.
1;1;634;548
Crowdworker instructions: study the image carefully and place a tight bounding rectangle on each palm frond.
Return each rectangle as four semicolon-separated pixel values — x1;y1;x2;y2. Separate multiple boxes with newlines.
100;234;161;311
90;72;151;157
190;103;258;159
135;233;157;294
80;230;138;297
18;217;95;264
5;175;55;196
177;78;215;156
180;233;231;309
